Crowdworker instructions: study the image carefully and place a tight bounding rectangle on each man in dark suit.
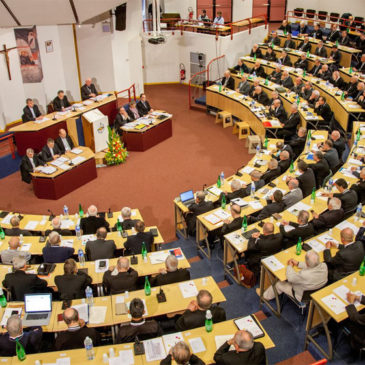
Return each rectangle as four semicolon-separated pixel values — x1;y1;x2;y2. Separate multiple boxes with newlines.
137;93;153;116
4;215;31;236
314;40;328;57
219;204;243;243
277;50;292;66
314;96;333;123
324;228;365;282
2;256;48;301
321;139;340;172
55;128;74;154
297;36;311;52
252;86;269;106
311;23;323;40
245;222;283;275
294;54;308;71
175;289;226;331
113;206;138;231
124;220;154;256
236;74;251;95
20;148;45;184
330;71;346;90
233;58;249;74
350;167;365;204
300;81;314;101
55;308;101;350
80;205;110;234
214;330;266;365
280;70;294;89
117;298;162;343
295;160;316;197
311;197;344;233
161;342;205;365
283;179;303;208
280;210;314;248
289;127;307;159
355;33;365;53
264;47;277;62
102;257;138;294
185;191;214;236
339;30;350;46
81;78;97;100
241;170;265;197
328;24;340;42
53;90;71;111
269;99;287;123
278;103;300;140
249;44;262;59
291;76;304;95
261;159;281;184
354;53;365;72
329;45;341;65
41;138;61;162
279;19;291;34
114;107;133;135
298;22;309;37
308;151;330;188
22;98;42;122
317;64;331;81
219;179;245;205
0;316;42;357
278;150;291;173
151;254;190;287
45;216;72;237
268;31;280;46
354;82;365;104
283;33;295;49
309;59;322;77
85;227;116;261
248;80;260;98
55;258;92;300
42;231;74;263
250;61;266;78
269;66;282;84
345;292;365;351
345;76;359;99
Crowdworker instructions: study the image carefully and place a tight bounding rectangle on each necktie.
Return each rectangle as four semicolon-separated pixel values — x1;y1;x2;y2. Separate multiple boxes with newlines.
30;107;36;119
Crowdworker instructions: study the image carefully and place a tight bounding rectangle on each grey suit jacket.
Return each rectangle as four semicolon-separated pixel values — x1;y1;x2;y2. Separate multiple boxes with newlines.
286;262;328;301
283;188;303;208
238;81;250;95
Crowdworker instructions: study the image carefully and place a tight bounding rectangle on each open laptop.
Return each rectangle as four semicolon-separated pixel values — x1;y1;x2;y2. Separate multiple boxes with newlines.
180;190;195;206
22;293;52;327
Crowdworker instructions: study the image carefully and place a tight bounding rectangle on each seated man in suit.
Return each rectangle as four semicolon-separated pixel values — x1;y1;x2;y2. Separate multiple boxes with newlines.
355;33;365;53
330;70;346;90
297;36;311;52
269;98;288;123
300;81;314;101
354;82;365;104
124;220;154;256
185;191;214;236
264;47;277;62
283;179;303;208
45;216;72;236
245;222;283;275
55;308;101;350
298;21;309;37
220;204;243;242
241;170;265;197
320;139;340;172
317;64;331;81
252;86;269;106
289;127;307;159
314;40;328;58
278;150;291;173
236;74;251;95
0;315;42;357
114;107;133;135
53;90;71;111
176;289;226;331
279;19;291;34
219;179;245;204
22;98;43;123
20;148;45;183
308;90;321;109
277;50;292;66
137;93;153;116
55;128;74;154
294;53;308;71
55;258;92;300
269;65;282;84
102;257;138;294
81;78;97;100
1;237;31;265
161;341;205;365
263;250;328;302
2;256;48;301
198;9;210;22
314;96;333;124
248;79;260;98
293;160;316;197
220;70;234;90
339;29;350;46
308;151;330;188
279;70;294;89
291;76;304;95
249;61;266;78
43;231;74;263
283;33;295;49
311;23;323;40
85;227;116;261
151;255;190;287
117;298;162;343
277;103;300;140
350;167;365;204
80;205;110;234
261;158;281;184
311;197;344;233
268;90;280;107
328;23;340;43
344;76;359;99
273;141;294;162
249;44;262;59
309;59;322;77
280;210;315;249
324;227;365;282
114;206;138;231
329;44;341;65
268;31;281;46
4;215;31;236
41;138;61;162
354;53;365;72
233;58;249;74
214;329;266;365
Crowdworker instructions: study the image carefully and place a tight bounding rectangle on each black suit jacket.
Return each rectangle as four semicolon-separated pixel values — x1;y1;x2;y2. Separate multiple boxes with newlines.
102;268;138;294
20;155;44;184
270;105;287;123
319;70;332;81
278;158;291;173
264;52;277;62
214;341;266;365
315;103;332;122
221;217;243;237
330;50;341;64
297;168;316;197
55;326;100;350
113;218;139;231
117;319;162;343
45;228;73;237
278;55;292;67
85;239;116;261
81;83;97;100
22;105;41;122
346;82;359;99
42;246;74;263
309;159;330;188
294;59;308;71
351;179;365;204
261;167;281;184
270;69;282;83
281;76;294;89
330;77;346;90
114;113;132;135
233;63;249;74
41;144;61;162
315;47;328;58
53;96;71;111
280;222;314;248
253;92;270;106
124;232;154;255
80;216;110;234
324;241;365;281
250;66;266;78
312;208;344;232
311;29;323;40
2;270;48;301
55;135;74;154
283;112;300;133
254;202;285;222
4;227;32;236
333;190;358;214
136;100;151;116
284;40;295;49
345;295;365;349
250;49;263;58
339;35;350;46
55;271;92;300
310;64;322;77
298;42;311;52
328;30;340;42
221;76;235;90
186;200;214;235
151;268;191;287
289;135;306;159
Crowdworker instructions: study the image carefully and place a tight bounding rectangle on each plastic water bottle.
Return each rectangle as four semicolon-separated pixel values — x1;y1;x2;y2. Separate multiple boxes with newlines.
252;71;256;77
85;286;93;305
328;178;333;192
256;144;260;156
63;205;69;218
76;224;81;239
19;234;24;245
326;80;329;87
78;249;85;266
250;183;256;197
84;336;95;360
356;203;362;220
220;171;225;185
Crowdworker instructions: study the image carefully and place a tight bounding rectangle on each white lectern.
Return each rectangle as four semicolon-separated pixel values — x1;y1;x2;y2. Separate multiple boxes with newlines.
82;109;109;153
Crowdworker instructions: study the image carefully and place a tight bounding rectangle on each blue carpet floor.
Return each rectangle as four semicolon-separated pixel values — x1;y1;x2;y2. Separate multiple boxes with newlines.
0;152;21;179
164;235;363;365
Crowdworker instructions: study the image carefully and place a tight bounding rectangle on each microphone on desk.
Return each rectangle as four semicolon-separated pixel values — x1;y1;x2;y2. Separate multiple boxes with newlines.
107;208;113;218
134;336;145;355
203;184;207;192
52;112;57;121
48;209;55;221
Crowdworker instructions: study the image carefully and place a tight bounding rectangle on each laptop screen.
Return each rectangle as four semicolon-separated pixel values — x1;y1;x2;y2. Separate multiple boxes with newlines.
180;190;194;202
25;293;52;313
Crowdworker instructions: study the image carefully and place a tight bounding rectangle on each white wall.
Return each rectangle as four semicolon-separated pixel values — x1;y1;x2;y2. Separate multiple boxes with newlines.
287;0;364;17
142;25;267;83
233;0;253;21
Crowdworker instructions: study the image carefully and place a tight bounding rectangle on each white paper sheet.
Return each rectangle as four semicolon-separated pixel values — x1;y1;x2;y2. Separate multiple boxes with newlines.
149;251;170;265
71;156;86;165
144;338;167;362
204;214;221;225
241;166;255;174
60;219;73;229
248;201;264;210
72;303;89;322
24;220;39;230
116;350;135;364
89;306;107;324
335;221;359;235
234;315;264;338
307;239;325;252
1;214;12;225
189;337;206;353
230;198;248;207
262;256;285;272
179;281;199;298
214;209;230;220
59;164;71;171
215;335;234;350
207;186;223;197
71;148;83;154
333;285;363;307
288;202;312;216
19;243;31;251
283;225;295;232
61;240;74;248
162;332;184;353
81;234;96;245
56;358;70;365
321;294;347;315
0;307;22;326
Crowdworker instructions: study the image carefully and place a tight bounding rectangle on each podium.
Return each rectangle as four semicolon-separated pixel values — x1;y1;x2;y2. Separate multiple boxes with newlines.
82;109;109;152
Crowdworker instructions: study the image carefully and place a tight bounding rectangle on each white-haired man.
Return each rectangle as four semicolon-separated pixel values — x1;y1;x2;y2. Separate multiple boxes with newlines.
151;255;190;286
80;205;109;234
113;207;138;231
42;231;74;263
20;148;45;184
161;341;205;365
81;78;97;100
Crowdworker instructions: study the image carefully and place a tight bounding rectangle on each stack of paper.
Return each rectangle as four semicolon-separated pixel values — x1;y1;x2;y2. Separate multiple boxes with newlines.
262;256;285;272
306;239;325;252
207;186;223;196
149;251;170;265
234;315;264;338
241;166;254;174
144;338;167;362
230;198;248;207
61;240;74;248
204;213;221;225
71;148;83;154
39;166;57;174
321;294;347;315
189;337;206;353
71;156;86;165
162;332;184;353
89;306;107;324
214;209;230;220
1;307;22;326
179;281;199;298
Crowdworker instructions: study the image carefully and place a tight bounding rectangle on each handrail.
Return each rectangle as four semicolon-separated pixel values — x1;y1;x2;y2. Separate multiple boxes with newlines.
206;54;226;87
0;133;15;159
230;13;268;39
114;84;136;103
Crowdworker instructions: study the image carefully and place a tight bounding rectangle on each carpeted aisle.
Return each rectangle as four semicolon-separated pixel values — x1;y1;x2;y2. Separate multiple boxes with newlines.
0;84;251;242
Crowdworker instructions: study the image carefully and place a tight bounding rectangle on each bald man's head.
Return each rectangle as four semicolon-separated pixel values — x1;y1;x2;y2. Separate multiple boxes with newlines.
63;308;79;326
8;237;20;250
340;228;354;244
234;330;254;351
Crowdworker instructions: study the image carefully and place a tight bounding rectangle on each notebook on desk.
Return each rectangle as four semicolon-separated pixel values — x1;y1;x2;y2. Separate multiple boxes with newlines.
22;293;52;327
180;190;195;206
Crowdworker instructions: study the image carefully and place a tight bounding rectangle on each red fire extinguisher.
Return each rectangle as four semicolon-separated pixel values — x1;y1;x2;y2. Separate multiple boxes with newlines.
188;7;194;21
180;63;186;82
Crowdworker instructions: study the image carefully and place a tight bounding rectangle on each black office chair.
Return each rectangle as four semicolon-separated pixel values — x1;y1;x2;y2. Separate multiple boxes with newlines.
306;9;316;19
318;11;328;21
329;12;340;22
355;16;364;29
294;8;304;17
